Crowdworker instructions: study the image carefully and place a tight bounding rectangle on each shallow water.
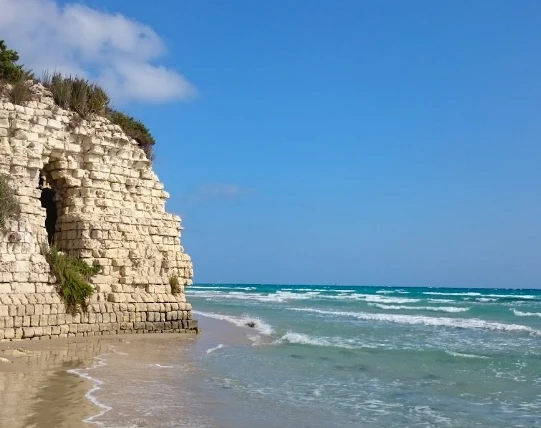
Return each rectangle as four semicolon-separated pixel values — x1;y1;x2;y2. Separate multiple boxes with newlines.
84;285;541;427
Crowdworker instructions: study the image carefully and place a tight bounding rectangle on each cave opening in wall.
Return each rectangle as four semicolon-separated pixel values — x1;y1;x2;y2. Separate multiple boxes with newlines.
38;171;59;246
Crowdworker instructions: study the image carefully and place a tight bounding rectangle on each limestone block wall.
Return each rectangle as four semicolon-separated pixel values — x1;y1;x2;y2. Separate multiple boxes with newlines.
0;84;198;341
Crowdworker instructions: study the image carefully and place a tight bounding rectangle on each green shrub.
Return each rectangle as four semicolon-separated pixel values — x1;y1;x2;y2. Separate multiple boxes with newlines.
0;40;31;82
0;174;19;229
169;272;181;295
44;246;101;314
41;72;110;118
107;109;155;161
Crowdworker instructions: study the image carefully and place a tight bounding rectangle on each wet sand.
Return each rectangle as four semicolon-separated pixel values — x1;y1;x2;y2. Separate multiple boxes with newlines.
0;338;111;428
0;318;249;428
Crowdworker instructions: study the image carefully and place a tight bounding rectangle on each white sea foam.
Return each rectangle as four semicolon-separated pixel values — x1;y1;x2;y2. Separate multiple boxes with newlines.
289;308;541;335
148;363;173;368
206;344;225;354
323;294;420;303
190;286;256;291
362;295;420;304
423;291;537;300
376;289;408;294
512;309;541;317
427;299;455;303
476;298;498;303
68;350;116;426
445;351;490;359
189;289;422;304
369;303;470;313
423;292;482;297
485;294;536;300
189;290;319;303
193;310;274;335
274;332;357;349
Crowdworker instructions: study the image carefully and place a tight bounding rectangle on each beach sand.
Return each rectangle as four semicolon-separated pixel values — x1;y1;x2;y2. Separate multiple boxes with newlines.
0;318;250;428
0;338;111;428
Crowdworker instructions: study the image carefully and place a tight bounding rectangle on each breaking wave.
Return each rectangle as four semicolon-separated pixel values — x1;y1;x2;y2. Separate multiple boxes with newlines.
369;303;469;313
445;351;490;359
288;308;541;335
512;309;541;318
274;332;358;349
193;310;274;335
206;344;225;354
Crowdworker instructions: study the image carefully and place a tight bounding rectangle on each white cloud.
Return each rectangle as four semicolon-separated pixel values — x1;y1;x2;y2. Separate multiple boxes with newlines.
0;0;196;103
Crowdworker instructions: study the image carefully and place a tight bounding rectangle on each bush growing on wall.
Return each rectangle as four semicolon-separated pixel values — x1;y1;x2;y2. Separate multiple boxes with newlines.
169;272;181;295
44;246;102;314
0;174;20;229
107;110;156;161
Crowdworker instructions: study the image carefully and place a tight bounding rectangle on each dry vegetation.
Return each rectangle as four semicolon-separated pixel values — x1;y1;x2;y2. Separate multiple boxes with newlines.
0;174;20;229
0;40;156;162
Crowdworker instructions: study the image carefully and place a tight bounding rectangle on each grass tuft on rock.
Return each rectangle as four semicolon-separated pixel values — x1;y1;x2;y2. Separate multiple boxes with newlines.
44;246;101;314
1;40;157;163
8;76;33;105
169;273;181;295
41;72;110;118
0;174;20;229
107;110;156;162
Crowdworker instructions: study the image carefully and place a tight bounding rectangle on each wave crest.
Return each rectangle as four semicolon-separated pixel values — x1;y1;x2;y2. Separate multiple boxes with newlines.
512;309;541;317
274;332;357;349
289;308;541;335
193;311;274;335
369;303;469;313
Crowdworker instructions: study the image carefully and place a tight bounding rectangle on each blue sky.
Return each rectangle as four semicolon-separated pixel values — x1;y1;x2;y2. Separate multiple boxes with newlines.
3;1;541;287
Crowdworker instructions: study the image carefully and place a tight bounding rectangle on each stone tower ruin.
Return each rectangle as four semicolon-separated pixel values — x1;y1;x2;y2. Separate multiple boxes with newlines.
0;84;198;341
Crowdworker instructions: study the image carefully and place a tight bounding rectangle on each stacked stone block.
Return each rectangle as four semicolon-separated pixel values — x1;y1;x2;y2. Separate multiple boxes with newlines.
0;84;198;341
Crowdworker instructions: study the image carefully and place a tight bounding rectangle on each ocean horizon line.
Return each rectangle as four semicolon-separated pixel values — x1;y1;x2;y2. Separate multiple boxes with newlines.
192;282;541;291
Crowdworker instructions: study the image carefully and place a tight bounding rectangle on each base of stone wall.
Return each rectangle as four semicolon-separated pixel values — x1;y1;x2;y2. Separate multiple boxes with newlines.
0;291;200;341
0;321;200;342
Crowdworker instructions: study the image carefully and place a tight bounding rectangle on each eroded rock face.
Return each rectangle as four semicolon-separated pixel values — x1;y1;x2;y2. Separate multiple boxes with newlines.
0;84;198;340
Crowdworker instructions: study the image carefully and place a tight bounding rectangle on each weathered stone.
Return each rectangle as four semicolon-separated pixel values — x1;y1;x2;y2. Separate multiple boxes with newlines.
0;83;198;341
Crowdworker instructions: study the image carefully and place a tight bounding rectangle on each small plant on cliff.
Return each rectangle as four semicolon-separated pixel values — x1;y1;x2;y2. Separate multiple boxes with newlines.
169;272;181;295
41;72;110;118
0;174;20;229
3;41;157;163
0;40;34;103
44;245;101;314
8;76;33;105
107;109;156;162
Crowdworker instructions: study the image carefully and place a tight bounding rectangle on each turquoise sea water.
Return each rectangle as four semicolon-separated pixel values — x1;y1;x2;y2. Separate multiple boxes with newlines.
186;284;541;427
82;284;541;428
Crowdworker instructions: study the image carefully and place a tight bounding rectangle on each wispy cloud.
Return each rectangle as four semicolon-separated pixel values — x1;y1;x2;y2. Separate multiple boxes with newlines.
185;184;253;204
0;0;196;103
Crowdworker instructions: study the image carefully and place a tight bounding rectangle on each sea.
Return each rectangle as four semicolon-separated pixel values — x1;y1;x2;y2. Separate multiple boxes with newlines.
75;284;541;428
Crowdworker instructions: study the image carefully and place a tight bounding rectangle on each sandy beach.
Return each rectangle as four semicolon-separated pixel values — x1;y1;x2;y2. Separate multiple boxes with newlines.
0;318;250;428
0;337;112;428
